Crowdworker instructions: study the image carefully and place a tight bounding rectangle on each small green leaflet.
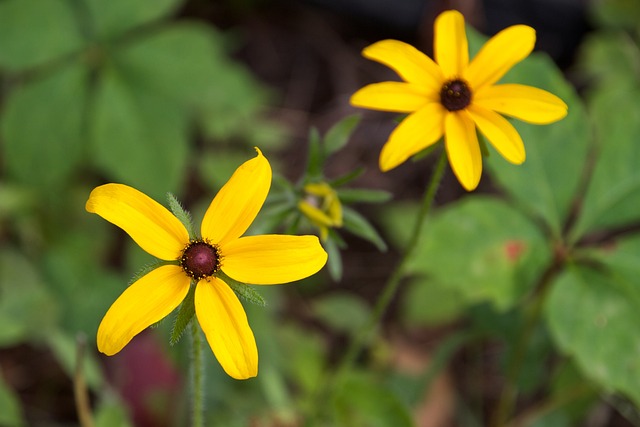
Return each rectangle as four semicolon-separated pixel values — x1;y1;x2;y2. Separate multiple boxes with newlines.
170;283;196;346
222;273;266;307
167;192;195;239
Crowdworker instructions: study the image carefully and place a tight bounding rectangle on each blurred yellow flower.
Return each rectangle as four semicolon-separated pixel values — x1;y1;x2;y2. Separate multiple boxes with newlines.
350;10;568;191
86;149;327;379
298;182;343;241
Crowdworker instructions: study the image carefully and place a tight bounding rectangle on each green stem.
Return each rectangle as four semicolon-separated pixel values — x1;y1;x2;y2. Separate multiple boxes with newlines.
490;263;560;427
312;149;448;420
191;320;204;427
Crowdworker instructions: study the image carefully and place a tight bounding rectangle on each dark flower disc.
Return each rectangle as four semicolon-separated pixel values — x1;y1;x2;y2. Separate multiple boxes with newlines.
440;79;472;111
180;240;220;280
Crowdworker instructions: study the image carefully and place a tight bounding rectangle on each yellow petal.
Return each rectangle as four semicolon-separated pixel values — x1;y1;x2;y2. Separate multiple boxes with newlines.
298;201;334;227
379;102;445;171
468;104;525;164
86;184;188;261
195;277;257;379
434;10;468;78
444;112;482;191
350;82;432;113
201;148;271;246
465;25;535;90
221;235;327;285
97;265;190;355
474;84;568;124
361;39;444;92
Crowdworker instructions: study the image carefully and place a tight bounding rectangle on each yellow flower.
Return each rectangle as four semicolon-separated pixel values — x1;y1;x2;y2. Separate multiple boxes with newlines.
297;182;343;241
350;10;568;191
86;149;328;379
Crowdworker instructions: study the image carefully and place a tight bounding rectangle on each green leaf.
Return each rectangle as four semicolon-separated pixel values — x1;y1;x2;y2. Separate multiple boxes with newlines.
324;236;343;282
334;375;414;427
94;398;134;427
576;32;640;87
85;0;182;40
589;0;640;29
323;114;361;155
89;67;189;200
486;54;589;239
0;375;24;427
312;293;370;336
167;193;195;238
401;277;465;326
0;249;58;346
407;197;550;310
170;284;195;346
223;274;266;307
546;262;640;406
336;188;392;204
570;83;640;241
2;63;86;192
0;0;83;71
341;206;387;251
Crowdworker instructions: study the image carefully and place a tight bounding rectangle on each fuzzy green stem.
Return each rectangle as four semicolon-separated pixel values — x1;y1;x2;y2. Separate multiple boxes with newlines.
191;320;204;427
311;150;447;421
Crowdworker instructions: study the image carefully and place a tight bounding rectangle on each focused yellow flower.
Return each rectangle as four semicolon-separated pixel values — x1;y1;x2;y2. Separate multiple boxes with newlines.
297;182;343;241
86;149;328;379
350;10;568;191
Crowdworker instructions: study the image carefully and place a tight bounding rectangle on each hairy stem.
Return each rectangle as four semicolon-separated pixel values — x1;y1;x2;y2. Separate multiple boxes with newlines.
191;320;204;427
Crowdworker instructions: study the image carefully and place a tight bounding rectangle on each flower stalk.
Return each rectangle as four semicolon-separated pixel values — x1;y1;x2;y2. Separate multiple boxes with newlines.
191;320;204;427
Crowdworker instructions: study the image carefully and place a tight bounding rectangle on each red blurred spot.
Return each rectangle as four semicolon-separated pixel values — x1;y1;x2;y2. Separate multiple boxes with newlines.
504;240;526;262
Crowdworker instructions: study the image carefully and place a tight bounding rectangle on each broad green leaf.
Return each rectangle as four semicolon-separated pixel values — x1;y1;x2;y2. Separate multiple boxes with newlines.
312;293;370;336
407;197;550;310
576;32;640;87
0;375;24;427
0;0;83;71
89;67;189;200
486;54;589;239
401;277;465;326
341;206;387;251
0;249;58;345
546;263;640;406
2;63;86;192
94;399;133;427
323;115;361;155
85;0;182;40
570;83;640;241
334;375;414;427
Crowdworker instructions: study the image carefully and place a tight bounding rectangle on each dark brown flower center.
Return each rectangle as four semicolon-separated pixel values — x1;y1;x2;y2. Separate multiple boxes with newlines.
440;79;472;111
180;240;220;280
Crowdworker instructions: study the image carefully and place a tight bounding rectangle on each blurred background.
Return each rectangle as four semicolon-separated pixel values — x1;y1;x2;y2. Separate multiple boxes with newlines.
1;0;639;426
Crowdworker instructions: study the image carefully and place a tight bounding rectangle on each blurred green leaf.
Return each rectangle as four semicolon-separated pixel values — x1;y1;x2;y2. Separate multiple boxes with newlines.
324;236;343;281
323;115;361;155
94;397;134;427
546;261;640;406
337;188;392;204
312;293;370;336
307;127;324;180
198;149;256;193
0;250;58;346
0;375;24;427
114;23;228;106
335;375;414;427
570;83;640;241
401;277;465;326
85;0;182;40
486;54;589;239
2;63;86;192
406;197;550;310
577;32;640;87
342;206;387;251
46;330;104;390
0;0;83;71
90;68;188;200
589;0;640;29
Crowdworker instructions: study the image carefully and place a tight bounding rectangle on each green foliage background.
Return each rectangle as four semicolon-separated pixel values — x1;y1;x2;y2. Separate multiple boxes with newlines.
1;0;640;426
